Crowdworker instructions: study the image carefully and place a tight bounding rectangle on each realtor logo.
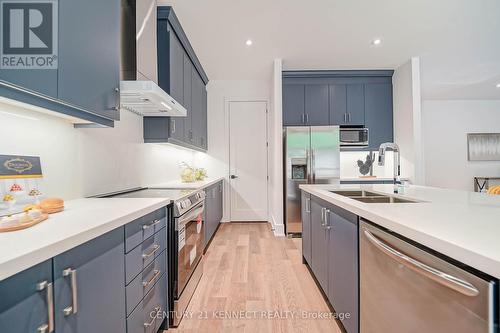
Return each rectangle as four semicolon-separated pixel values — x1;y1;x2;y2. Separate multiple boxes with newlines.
0;0;58;69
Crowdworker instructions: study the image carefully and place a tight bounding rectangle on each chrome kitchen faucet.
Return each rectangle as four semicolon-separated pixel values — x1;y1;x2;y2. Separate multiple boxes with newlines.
378;142;401;193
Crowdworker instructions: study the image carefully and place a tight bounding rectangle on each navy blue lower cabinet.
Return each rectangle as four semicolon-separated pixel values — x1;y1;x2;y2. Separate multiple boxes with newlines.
327;207;359;333
53;228;126;333
310;198;329;293
301;191;312;264
0;260;53;333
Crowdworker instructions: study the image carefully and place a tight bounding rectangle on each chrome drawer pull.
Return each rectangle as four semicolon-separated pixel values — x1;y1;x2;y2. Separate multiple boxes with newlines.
142;219;160;231
142;244;160;259
62;268;78;316
36;280;54;333
144;306;160;328
142;269;161;288
363;229;479;297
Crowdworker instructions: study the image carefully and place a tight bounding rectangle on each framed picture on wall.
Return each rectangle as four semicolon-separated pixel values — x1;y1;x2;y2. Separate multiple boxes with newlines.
467;133;500;161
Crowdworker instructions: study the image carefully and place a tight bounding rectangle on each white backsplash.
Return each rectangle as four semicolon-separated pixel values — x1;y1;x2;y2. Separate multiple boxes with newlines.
340;151;396;179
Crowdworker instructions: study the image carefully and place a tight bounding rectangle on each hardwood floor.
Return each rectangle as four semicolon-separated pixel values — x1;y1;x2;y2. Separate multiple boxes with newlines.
167;222;342;333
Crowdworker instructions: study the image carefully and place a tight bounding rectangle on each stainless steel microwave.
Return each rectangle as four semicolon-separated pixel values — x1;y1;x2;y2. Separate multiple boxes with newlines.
340;127;369;147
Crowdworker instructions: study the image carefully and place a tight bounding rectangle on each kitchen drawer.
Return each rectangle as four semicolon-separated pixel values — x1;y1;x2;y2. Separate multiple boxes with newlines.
126;250;167;315
127;274;167;333
125;208;167;253
125;228;166;284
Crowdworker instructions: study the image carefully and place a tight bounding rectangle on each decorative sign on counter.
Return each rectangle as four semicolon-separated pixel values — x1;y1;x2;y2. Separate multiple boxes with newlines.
0;155;44;217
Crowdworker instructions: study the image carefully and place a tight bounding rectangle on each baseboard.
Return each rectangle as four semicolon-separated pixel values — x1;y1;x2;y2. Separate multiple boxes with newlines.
269;215;285;237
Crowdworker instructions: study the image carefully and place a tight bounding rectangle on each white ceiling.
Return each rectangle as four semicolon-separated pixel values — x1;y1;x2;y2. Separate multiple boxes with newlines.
159;0;500;99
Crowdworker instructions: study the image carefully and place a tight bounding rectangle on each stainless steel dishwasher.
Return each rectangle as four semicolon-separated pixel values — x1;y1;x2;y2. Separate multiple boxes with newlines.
360;220;497;333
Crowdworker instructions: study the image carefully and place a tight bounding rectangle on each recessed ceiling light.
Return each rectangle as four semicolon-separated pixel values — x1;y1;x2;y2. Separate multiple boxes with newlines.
245;39;253;46
371;38;382;46
496;83;500;88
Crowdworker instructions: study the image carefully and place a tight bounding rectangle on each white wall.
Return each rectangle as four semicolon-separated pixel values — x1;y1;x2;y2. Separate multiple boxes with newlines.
198;79;271;222
0;101;197;199
393;57;423;184
422;100;500;191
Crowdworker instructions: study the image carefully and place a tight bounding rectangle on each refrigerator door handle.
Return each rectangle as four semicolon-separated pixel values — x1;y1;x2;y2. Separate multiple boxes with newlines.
306;149;311;183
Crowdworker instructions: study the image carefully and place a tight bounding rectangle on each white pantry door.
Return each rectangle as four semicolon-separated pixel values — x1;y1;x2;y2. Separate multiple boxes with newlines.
229;101;268;221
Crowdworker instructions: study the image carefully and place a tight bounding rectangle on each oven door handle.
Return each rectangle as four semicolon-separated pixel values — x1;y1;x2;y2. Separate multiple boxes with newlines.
177;203;205;227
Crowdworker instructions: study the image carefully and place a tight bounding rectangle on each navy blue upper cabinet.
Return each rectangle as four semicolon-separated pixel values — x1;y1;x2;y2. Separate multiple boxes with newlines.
53;228;126;333
58;0;121;121
168;25;185;104
305;84;329;125
0;260;53;333
364;83;393;150
147;7;209;151
329;84;347;125
330;84;364;126
0;0;120;126
282;84;305;126
346;84;365;125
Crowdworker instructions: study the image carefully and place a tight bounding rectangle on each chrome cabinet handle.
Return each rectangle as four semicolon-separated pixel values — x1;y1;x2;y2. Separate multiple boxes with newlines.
36;281;54;333
171;119;176;134
62;268;78;316
305;114;309;123
305;197;310;213
343;113;347;123
348;113;351;122
320;207;325;226
301;114;305;123
142;269;161;288
363;229;480;297
324;209;331;229
142;219;160;231
142;244;160;259
144;306;160;328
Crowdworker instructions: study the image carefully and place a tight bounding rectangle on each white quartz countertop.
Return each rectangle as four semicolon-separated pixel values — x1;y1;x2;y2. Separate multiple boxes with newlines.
300;184;500;279
0;197;170;281
340;177;409;182
149;177;224;190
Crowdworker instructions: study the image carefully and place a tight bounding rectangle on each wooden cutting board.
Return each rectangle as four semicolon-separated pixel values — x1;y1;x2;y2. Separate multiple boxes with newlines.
0;213;49;233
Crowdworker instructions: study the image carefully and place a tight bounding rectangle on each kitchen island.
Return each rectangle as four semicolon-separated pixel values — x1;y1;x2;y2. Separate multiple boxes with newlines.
300;183;500;333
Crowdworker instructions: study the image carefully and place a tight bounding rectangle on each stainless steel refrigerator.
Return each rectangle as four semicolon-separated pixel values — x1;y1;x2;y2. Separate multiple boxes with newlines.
284;126;340;235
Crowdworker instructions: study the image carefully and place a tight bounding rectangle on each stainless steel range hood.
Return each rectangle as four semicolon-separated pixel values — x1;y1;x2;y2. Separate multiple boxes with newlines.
120;0;186;117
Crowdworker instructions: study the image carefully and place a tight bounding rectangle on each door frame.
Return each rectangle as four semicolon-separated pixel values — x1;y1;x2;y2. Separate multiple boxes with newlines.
226;99;270;222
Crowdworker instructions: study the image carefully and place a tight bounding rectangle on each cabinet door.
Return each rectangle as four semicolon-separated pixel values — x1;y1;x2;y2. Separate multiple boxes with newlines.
53;228;126;333
282;84;305;126
201;85;208;150
304;84;329;125
168;27;184;104
0;70;58;99
310;198;328;293
329;84;347;125
0;260;53;333
204;185;215;249
346;84;365;125
168;28;186;143
328;209;359;333
58;0;120;120
191;70;204;149
364;83;393;150
301;191;312;264
183;55;193;143
217;181;223;223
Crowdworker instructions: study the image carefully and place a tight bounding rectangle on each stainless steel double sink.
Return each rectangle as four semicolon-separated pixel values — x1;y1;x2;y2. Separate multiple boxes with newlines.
330;190;419;204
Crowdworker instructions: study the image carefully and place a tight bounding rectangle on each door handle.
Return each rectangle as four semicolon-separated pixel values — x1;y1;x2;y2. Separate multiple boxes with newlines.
348;113;351;122
171;119;176;134
343;113;347;123
62;268;78;316
36;281;54;333
363;229;479;297
230;175;238;179
305;114;309;123
324;209;331;229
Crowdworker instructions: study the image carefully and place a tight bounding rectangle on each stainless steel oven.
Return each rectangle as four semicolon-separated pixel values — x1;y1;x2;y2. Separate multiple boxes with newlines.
170;192;205;327
340;127;369;147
